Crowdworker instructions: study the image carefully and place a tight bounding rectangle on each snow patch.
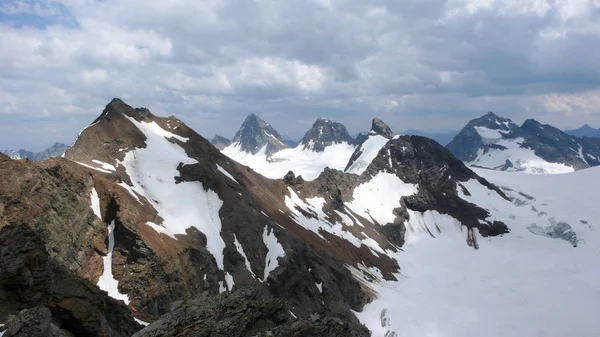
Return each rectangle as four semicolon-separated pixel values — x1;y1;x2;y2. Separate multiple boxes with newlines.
346;135;389;175
222;142;356;180
117;182;142;203
134;318;149;326
225;272;234;291
118;115;226;270
263;226;285;281
90;187;102;219
75;161;112;173
233;234;255;278
347;172;417;225
316;282;323;293
217;164;238;183
92;159;116;171
97;220;130;304
467;136;574;174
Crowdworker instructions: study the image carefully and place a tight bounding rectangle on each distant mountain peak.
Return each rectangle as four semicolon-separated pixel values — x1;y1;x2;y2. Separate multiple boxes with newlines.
370;118;394;139
565;124;600;138
2;142;69;161
231;114;289;155
300;118;355;152
211;135;232;150
447;111;600;173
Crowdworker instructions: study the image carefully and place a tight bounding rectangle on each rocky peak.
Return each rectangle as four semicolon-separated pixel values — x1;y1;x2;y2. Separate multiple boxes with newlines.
365;135;509;239
211;134;232;150
446;112;522;163
469;112;520;134
370;118;394;139
232;114;289;156
300;118;355;152
565;124;600;138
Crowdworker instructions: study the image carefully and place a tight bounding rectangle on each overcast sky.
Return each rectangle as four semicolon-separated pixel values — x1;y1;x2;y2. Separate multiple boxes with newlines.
1;0;600;151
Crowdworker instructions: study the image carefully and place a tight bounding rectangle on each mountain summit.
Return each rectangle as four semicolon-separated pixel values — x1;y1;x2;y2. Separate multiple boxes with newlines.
300;118;355;152
565;124;600;138
345;118;394;174
447;112;600;173
231;114;289;156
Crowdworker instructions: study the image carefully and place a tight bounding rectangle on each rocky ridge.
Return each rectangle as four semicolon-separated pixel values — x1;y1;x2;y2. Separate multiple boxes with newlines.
446;111;600;172
300;118;355;152
0;99;529;336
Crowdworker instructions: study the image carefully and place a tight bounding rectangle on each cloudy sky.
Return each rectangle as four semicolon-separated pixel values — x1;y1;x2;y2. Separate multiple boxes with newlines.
1;0;600;150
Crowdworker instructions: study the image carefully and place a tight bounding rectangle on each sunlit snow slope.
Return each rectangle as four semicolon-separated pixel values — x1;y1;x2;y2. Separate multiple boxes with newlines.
467;127;574;174
354;167;600;337
222;142;356;180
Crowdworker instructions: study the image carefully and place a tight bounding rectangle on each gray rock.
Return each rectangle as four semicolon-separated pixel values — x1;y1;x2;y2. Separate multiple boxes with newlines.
300;118;355;152
3;307;73;337
232;114;289;155
211;135;232;150
371;118;394;139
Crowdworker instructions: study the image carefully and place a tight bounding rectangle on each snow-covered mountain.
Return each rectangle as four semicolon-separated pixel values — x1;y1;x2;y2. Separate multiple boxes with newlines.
299;117;356;152
2;142;69;161
223;115;357;180
2;99;600;337
210;134;231;150
230;113;289;155
565;124;600;138
446;112;600;173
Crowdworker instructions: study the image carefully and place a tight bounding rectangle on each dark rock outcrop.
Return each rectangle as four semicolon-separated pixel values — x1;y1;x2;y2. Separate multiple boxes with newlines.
0;223;141;337
367;135;510;239
133;286;369;337
2;307;73;337
300;118;355;152
231;114;289;155
371;118;394;139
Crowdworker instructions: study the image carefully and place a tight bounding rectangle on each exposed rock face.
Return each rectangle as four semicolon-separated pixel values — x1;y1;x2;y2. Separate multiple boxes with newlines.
133;286;369;337
231;114;289;155
300;118;355;152
446;111;600;171
210;135;232;150
2;307;73;337
371;118;394;139
0;223;141;336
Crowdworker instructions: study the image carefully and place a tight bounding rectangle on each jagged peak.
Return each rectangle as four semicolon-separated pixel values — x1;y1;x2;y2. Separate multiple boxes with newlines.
231;114;288;155
300;117;354;152
370;118;394;139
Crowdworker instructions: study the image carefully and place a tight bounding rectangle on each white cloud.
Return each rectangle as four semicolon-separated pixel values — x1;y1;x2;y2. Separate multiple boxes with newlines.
1;0;600;150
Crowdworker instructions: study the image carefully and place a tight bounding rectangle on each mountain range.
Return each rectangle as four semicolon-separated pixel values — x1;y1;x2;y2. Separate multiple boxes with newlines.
2;142;69;161
0;99;599;336
446;112;600;173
